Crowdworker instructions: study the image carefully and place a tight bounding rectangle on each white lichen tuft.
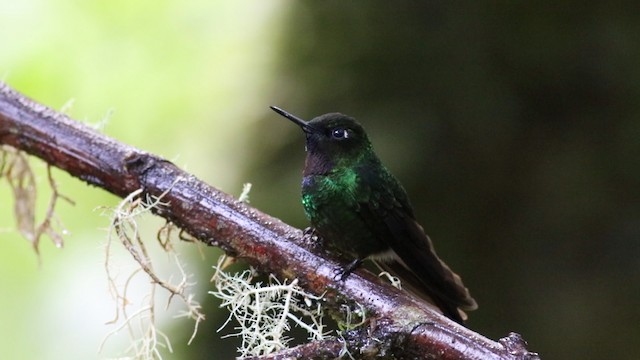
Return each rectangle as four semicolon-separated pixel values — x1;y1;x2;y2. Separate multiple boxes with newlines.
337;303;367;332
100;182;204;359
378;271;403;290
0;145;73;257
210;256;327;357
238;182;252;203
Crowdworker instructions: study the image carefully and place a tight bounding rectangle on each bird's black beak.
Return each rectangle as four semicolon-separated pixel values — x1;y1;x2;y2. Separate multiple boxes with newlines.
270;106;315;133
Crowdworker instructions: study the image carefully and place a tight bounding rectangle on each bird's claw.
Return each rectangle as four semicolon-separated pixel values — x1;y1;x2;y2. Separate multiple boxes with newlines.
303;227;317;236
333;267;350;281
302;227;324;248
333;258;363;281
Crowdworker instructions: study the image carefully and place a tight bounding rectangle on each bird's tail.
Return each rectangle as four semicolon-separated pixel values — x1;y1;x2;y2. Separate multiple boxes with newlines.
374;257;477;324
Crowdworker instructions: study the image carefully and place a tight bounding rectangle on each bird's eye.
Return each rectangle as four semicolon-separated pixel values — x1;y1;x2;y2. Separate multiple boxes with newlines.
331;128;349;140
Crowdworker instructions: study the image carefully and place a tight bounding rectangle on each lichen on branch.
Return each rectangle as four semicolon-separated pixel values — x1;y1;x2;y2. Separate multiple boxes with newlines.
1;145;73;256
100;185;205;358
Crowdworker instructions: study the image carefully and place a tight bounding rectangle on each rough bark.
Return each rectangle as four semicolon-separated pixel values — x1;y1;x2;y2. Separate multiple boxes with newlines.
0;82;539;360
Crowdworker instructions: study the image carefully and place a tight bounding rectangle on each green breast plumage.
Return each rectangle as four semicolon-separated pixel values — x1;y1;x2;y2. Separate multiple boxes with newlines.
301;167;389;257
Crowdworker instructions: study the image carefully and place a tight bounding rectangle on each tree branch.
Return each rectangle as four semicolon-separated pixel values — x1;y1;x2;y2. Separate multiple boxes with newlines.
0;82;539;360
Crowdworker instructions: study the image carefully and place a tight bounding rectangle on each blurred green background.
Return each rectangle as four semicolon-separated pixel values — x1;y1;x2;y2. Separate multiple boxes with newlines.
1;1;639;359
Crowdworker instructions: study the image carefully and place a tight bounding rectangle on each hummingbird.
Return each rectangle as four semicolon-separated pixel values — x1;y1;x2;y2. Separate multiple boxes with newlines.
270;106;477;324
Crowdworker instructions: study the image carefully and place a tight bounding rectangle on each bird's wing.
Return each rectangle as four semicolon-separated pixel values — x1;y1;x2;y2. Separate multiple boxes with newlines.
355;164;477;322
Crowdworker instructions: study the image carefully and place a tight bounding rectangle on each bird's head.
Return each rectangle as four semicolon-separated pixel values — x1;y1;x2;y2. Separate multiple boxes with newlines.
270;106;373;172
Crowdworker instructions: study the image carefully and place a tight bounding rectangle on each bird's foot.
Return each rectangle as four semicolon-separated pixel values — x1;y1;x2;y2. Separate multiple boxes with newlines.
301;227;322;248
302;227;324;249
334;258;364;281
303;227;317;236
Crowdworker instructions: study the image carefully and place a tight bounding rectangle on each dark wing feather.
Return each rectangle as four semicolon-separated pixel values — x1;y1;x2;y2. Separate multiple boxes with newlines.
356;164;477;323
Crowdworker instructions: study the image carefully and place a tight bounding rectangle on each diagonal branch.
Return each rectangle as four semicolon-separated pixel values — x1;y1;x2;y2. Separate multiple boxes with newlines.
0;82;539;360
